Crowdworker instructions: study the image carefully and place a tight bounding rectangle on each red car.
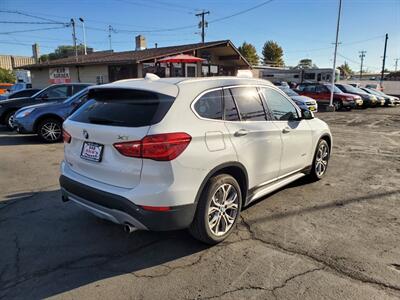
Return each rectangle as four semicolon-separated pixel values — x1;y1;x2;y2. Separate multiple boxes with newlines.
296;83;363;110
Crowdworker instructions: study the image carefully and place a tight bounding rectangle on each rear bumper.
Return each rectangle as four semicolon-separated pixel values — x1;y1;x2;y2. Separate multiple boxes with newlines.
60;175;197;231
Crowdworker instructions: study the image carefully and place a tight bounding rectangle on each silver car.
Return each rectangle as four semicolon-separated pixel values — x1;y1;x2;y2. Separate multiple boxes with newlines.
279;86;318;112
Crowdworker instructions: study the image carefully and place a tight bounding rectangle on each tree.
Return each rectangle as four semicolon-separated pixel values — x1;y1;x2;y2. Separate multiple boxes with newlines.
40;44;89;62
0;68;16;83
296;58;317;69
338;61;353;77
262;40;284;66
238;42;259;66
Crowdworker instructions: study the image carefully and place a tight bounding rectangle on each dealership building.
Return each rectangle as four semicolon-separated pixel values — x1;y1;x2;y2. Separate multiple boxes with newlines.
23;39;251;88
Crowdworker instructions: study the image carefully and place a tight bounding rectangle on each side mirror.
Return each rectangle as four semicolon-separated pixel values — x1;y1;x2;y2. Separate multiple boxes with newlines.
301;109;314;120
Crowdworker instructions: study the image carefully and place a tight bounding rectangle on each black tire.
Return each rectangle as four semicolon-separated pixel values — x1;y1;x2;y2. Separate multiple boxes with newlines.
189;174;242;245
5;111;16;130
309;139;330;181
37;118;63;143
333;100;342;111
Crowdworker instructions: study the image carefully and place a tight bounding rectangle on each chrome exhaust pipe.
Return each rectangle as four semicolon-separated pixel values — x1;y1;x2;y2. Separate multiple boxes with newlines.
123;223;137;233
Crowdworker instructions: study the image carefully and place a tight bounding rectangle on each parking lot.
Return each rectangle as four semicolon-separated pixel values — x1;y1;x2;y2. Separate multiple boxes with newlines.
0;106;400;299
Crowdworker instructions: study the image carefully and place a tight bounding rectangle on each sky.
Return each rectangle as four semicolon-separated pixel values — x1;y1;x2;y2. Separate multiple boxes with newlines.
0;0;399;72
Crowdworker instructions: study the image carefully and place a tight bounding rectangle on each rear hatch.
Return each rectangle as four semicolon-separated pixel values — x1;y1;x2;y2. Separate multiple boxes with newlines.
63;87;175;189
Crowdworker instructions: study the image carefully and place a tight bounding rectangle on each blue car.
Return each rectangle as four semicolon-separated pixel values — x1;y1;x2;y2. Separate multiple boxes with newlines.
13;88;89;143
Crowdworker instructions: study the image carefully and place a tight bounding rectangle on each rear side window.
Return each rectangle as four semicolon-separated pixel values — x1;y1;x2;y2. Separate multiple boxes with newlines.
193;90;222;120
70;88;174;127
229;87;266;121
223;89;240;121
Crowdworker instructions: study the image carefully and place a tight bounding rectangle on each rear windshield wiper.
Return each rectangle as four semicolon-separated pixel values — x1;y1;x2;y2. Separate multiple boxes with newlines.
88;117;124;125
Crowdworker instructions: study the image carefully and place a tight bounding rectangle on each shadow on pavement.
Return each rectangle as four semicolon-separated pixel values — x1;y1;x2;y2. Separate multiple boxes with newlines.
0;189;209;299
0;126;44;146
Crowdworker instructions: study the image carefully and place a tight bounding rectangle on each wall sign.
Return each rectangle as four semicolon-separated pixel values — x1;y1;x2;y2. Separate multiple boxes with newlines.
49;67;71;84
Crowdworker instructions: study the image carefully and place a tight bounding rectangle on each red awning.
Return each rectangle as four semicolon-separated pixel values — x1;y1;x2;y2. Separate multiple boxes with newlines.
158;54;205;63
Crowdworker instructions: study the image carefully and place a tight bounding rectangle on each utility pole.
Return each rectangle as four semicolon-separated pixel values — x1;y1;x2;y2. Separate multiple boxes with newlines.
394;58;399;72
359;50;366;80
108;25;114;51
196;10;210;43
329;0;342;111
380;33;388;83
71;18;78;61
79;17;87;55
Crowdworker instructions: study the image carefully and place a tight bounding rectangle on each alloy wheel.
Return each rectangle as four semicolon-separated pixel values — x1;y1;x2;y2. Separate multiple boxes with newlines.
40;122;62;142
315;142;329;177
8;115;14;129
207;183;239;236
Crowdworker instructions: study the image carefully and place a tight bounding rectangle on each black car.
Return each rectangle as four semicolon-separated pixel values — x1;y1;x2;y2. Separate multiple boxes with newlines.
0;89;41;101
0;83;91;129
335;84;378;108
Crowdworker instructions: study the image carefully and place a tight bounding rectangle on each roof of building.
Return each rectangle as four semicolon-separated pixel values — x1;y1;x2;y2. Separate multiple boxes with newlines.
23;40;251;69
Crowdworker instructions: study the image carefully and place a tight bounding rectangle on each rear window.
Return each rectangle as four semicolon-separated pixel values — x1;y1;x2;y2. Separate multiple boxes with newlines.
70;88;175;127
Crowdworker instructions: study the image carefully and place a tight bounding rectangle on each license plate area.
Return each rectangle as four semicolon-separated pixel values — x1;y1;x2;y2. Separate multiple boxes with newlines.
80;142;104;162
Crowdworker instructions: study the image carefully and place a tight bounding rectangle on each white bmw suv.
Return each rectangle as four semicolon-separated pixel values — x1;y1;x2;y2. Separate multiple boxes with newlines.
60;75;332;244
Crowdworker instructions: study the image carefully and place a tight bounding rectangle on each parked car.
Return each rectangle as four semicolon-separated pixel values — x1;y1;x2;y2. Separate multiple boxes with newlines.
9;82;33;93
349;83;361;88
360;88;388;106
365;83;383;91
13;88;89;142
0;83;13;95
272;81;290;88
0;83;91;129
296;83;362;110
335;84;378;108
0;88;41;101
278;86;318;112
59;75;332;244
365;89;400;106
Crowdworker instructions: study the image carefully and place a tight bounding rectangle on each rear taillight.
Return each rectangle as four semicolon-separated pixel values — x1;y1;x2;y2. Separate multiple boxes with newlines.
141;205;171;212
63;130;71;143
114;132;191;161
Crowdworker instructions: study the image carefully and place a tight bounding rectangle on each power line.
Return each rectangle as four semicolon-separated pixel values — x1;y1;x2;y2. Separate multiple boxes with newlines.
208;0;275;24
0;26;68;35
0;21;64;25
0;10;66;24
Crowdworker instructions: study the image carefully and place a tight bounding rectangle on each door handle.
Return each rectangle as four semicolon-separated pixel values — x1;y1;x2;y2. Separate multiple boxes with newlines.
234;129;248;137
282;127;291;134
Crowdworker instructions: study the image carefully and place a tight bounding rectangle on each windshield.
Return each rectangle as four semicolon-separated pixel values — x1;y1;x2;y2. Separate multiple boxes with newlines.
279;87;299;97
70;88;175;127
63;88;88;103
341;84;364;94
30;87;47;98
326;84;343;93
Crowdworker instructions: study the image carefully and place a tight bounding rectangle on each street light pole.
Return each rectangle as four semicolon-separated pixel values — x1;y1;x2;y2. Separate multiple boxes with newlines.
70;18;78;62
79;17;87;55
329;0;342;111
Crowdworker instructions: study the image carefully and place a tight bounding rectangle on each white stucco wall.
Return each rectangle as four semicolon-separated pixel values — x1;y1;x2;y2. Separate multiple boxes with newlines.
30;65;109;89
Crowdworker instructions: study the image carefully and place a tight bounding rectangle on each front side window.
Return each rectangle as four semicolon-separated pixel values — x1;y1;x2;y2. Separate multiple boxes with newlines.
193;90;223;120
262;88;299;121
229;87;266;121
303;85;316;92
